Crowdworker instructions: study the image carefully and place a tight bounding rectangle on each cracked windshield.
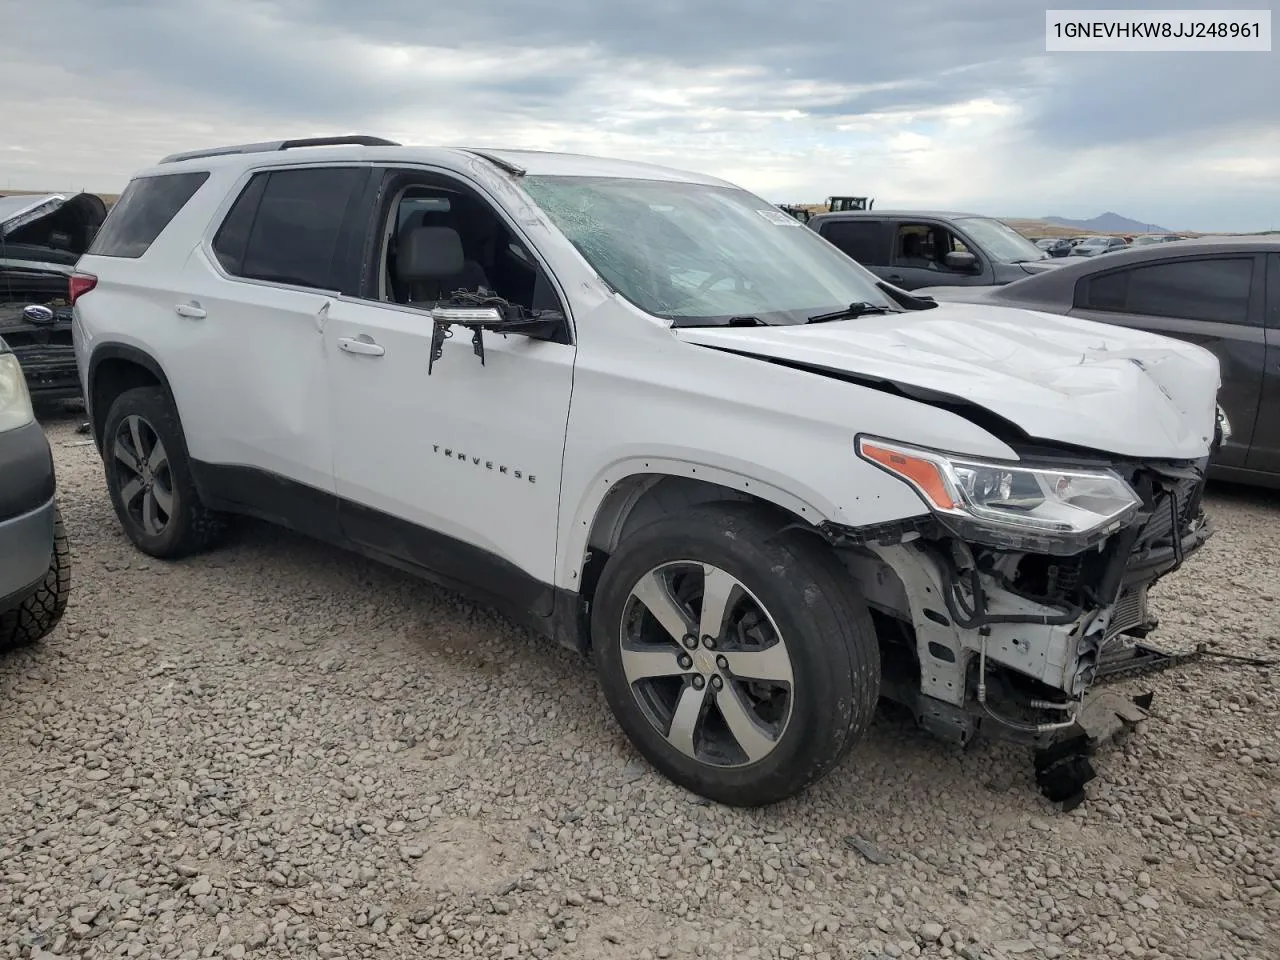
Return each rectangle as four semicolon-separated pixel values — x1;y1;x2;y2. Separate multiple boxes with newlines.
522;176;896;325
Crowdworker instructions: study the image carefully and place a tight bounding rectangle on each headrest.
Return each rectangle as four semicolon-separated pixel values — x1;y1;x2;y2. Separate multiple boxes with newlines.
397;226;465;282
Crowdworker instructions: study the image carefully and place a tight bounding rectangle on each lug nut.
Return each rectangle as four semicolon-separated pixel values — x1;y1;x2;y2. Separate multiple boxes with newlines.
702;635;716;650
692;675;706;690
678;654;693;670
716;655;728;670
710;675;723;690
683;635;699;650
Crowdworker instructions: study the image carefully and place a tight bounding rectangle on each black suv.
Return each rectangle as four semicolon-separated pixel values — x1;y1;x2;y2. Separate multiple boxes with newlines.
808;209;1064;290
0;337;70;651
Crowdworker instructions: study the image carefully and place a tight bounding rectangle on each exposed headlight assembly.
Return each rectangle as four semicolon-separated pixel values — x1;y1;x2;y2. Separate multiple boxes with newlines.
857;436;1142;555
0;351;36;434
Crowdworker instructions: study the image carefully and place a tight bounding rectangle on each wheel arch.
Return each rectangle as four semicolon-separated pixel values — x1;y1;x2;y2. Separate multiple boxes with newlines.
563;459;836;606
86;343;176;453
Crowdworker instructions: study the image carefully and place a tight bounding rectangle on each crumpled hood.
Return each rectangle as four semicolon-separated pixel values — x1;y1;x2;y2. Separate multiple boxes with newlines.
674;302;1221;460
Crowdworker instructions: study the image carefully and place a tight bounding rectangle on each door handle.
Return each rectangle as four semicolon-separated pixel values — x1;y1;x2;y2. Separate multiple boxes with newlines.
175;302;206;319
338;335;385;357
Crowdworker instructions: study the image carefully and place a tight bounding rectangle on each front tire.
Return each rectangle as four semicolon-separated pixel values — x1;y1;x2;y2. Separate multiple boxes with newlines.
102;386;228;559
591;502;881;806
0;502;70;651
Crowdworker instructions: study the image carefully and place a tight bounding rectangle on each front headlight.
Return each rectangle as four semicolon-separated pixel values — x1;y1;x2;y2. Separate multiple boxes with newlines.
857;436;1142;554
0;351;36;434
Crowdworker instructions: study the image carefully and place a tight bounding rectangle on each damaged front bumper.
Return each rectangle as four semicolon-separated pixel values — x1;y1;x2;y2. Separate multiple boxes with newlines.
0;303;81;401
827;455;1212;757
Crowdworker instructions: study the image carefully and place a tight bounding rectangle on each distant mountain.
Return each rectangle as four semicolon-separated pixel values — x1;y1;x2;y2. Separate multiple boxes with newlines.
1042;212;1170;234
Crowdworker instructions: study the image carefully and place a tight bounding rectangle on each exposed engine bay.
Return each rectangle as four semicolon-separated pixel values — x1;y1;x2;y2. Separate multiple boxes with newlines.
0;191;107;402
824;451;1212;806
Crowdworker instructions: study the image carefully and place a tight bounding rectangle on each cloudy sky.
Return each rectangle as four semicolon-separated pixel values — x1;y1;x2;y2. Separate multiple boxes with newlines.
2;0;1276;231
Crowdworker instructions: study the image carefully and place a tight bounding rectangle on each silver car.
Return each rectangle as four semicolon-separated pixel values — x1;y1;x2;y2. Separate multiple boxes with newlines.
0;338;70;651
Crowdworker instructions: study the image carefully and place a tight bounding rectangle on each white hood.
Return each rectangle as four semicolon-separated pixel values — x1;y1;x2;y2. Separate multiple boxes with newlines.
674;302;1221;460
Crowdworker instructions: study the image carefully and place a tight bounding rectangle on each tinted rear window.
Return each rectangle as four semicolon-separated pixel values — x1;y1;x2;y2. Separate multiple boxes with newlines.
819;220;885;265
86;171;210;258
211;167;365;291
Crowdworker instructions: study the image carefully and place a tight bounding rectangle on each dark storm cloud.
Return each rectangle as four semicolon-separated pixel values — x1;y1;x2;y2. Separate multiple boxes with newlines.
1;0;1276;188
6;0;1047;123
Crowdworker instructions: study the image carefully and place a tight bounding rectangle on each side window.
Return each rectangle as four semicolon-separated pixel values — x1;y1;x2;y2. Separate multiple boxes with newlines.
86;171;210;259
1080;257;1255;324
819;220;884;265
211;167;366;291
373;175;568;330
1080;269;1129;310
891;223;969;271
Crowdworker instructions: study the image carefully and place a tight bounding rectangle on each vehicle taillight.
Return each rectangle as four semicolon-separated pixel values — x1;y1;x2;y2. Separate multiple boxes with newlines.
69;272;97;306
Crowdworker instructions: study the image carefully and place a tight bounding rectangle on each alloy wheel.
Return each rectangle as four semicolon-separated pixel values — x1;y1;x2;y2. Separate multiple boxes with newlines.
112;414;174;537
619;561;795;767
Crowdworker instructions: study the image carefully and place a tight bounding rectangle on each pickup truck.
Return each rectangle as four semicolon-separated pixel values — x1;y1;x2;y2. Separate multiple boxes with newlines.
808;209;1063;290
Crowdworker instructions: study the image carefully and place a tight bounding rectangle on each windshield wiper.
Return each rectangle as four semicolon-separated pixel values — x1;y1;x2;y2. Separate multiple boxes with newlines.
671;315;767;328
806;302;897;324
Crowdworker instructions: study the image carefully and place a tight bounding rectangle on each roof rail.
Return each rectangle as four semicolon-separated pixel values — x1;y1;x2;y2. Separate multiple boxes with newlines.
159;135;400;165
462;149;526;177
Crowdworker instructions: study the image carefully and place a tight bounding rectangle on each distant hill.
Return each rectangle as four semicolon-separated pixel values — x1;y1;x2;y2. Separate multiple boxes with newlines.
1042;212;1170;234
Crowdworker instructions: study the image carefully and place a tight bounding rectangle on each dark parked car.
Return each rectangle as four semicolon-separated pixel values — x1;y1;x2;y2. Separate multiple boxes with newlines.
807;209;1064;290
0;191;108;403
0;336;70;651
916;237;1280;488
1069;235;1129;257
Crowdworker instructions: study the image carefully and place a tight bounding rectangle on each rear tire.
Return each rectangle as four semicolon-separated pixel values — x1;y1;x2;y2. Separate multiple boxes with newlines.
590;501;881;806
0;502;70;651
102;386;228;559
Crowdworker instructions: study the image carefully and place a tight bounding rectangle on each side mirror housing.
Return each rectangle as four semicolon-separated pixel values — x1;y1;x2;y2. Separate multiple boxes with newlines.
944;251;979;272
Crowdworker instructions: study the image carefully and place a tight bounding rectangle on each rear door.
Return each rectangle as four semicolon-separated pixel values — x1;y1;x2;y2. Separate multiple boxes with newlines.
1068;252;1266;469
172;164;373;516
1245;253;1280;475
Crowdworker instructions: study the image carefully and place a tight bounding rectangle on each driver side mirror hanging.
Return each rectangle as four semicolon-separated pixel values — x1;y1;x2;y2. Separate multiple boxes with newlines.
427;305;503;374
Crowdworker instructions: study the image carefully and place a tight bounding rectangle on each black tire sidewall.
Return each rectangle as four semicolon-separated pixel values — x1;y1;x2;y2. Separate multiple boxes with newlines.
591;503;880;806
102;386;200;558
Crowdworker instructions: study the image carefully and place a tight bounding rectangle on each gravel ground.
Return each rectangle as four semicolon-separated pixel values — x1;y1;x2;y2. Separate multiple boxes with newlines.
3;408;1278;960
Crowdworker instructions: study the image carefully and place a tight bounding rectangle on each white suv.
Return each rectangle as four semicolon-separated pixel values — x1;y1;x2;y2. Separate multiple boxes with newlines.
72;136;1221;806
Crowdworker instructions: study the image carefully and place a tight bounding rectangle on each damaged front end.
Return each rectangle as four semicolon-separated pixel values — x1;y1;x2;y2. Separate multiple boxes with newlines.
826;437;1213;807
0;301;80;402
0;191;106;403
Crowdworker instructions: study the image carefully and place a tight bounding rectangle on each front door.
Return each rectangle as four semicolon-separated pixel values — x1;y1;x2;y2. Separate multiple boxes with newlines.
325;167;576;616
883;221;992;289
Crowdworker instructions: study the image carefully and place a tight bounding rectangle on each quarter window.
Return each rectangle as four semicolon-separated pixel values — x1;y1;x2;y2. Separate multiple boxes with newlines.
86;171;210;258
212;167;366;291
